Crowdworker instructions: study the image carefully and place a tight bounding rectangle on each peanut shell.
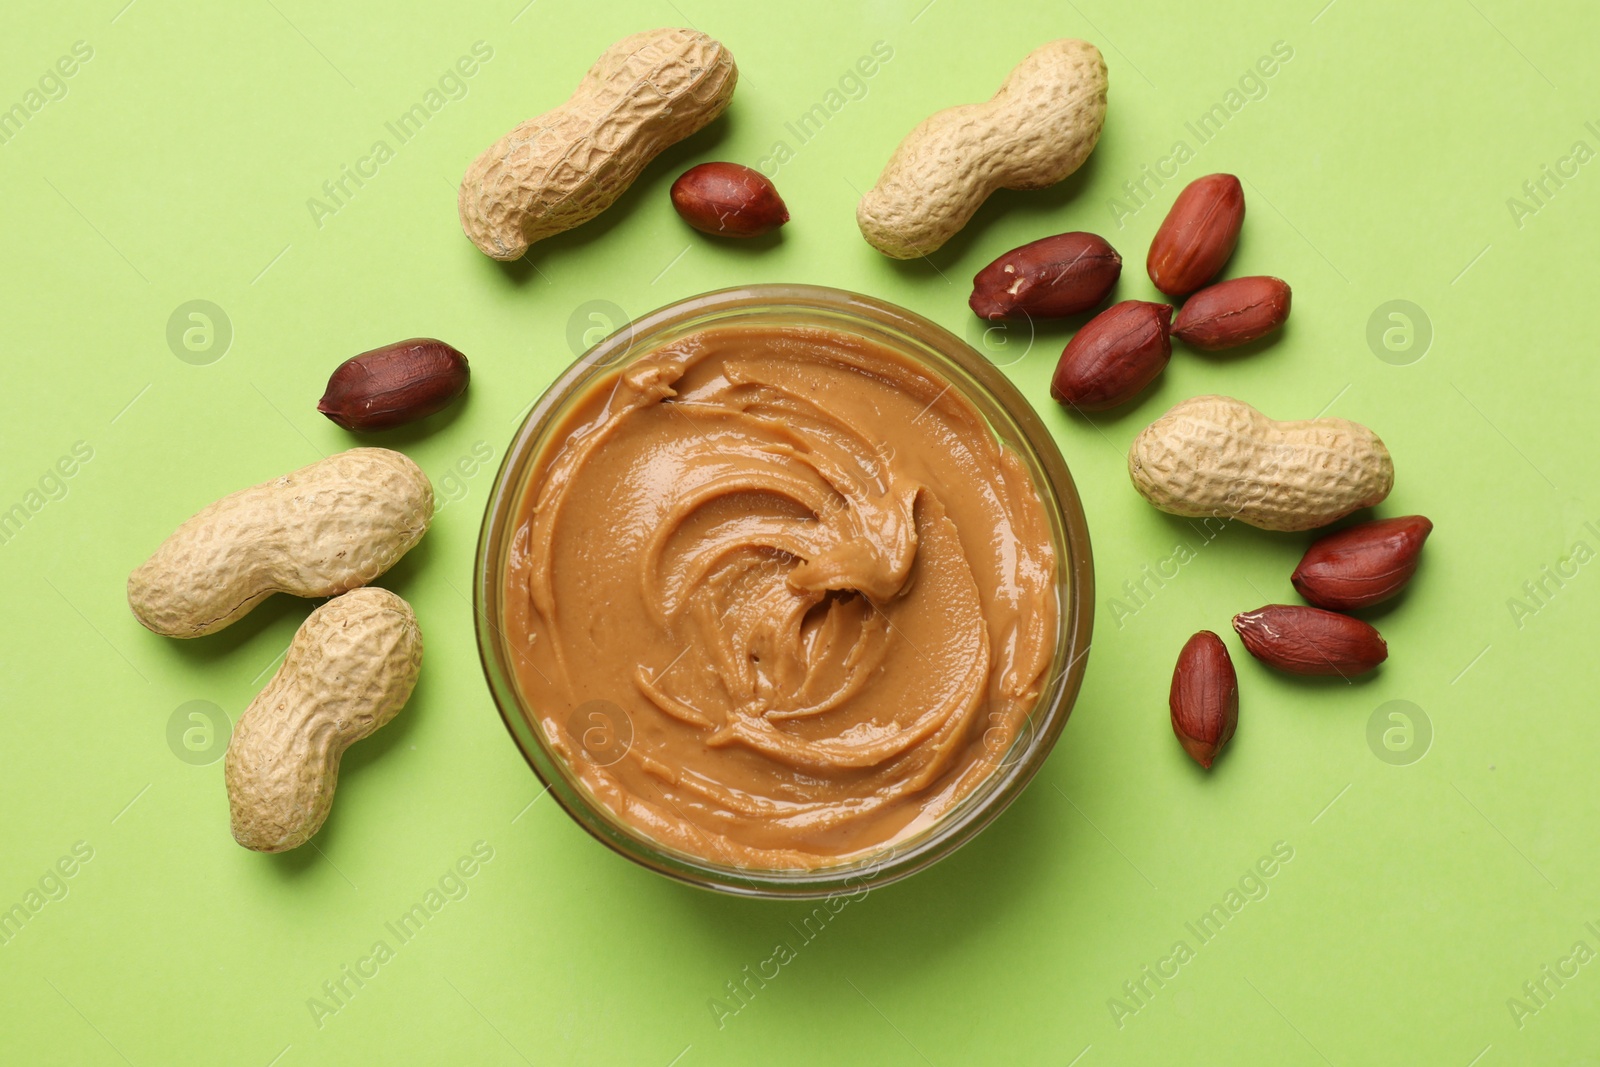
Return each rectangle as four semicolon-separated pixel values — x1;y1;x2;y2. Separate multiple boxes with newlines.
128;448;433;637
458;28;737;260
226;588;422;852
1128;395;1393;532
856;39;1107;259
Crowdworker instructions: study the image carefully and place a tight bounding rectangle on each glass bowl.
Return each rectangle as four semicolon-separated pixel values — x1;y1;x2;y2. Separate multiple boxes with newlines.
474;284;1093;898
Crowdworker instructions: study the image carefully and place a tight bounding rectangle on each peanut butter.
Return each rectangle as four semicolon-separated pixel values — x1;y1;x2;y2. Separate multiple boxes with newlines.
504;322;1058;868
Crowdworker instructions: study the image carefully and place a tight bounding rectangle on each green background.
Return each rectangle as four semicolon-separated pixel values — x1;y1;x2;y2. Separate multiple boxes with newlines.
3;0;1597;1062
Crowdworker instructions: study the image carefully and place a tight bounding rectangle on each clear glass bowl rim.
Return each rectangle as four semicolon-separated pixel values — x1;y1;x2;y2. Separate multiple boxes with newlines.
473;283;1094;899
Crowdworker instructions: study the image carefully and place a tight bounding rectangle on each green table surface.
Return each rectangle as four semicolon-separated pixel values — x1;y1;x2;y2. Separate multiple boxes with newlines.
4;0;1598;1062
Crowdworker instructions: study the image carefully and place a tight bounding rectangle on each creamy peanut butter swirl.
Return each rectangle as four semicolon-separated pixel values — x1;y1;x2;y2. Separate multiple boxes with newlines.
505;323;1058;868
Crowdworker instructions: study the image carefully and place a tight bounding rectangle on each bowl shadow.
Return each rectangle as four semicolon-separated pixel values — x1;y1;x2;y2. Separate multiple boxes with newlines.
639;772;1075;987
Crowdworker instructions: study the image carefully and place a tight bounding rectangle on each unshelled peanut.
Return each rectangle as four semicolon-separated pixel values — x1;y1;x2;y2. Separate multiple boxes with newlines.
856;39;1107;259
458;28;737;260
128;449;432;637
1127;395;1393;532
226;588;422;852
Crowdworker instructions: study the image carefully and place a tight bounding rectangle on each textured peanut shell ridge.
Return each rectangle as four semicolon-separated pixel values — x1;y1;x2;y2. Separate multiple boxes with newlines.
457;28;738;260
226;587;422;853
856;39;1108;259
1127;395;1394;532
127;448;433;638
